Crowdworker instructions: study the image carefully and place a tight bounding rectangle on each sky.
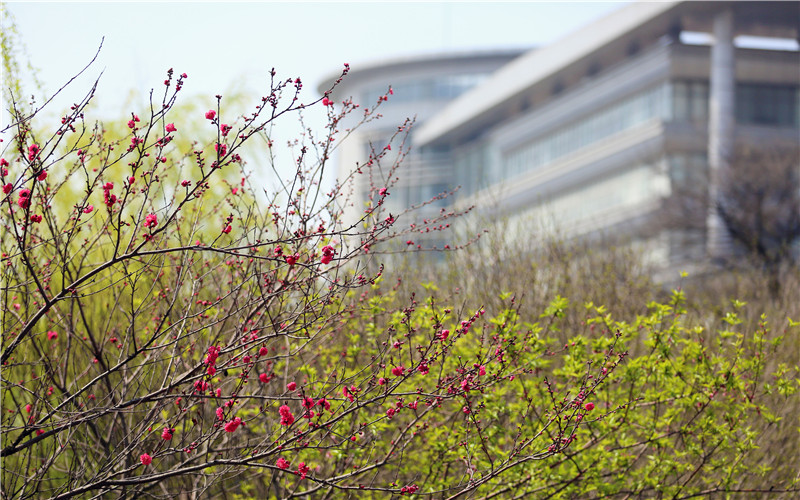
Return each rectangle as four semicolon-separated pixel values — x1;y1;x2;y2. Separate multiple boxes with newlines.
4;2;628;115
2;1;629;184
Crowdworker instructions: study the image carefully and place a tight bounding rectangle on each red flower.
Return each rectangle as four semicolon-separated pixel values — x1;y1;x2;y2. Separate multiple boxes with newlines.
181;180;191;187
37;170;47;181
165;123;177;133
221;225;231;234
140;453;152;465
584;402;595;411
386;408;396;418
3;183;11;194
30;214;42;223
205;110;216;120
287;382;297;391
47;331;58;340
161;427;173;440
83;205;94;214
214;143;227;156
258;346;268;356
28;144;40;161
439;329;449;341
279;405;295;426
302;397;315;409
205;346;220;365
391;365;405;377
224;417;242;432
277;457;290;470
297;462;310;479
144;213;158;229
322;97;333;106
320;245;335;265
379;187;388;196
259;373;270;383
17;188;31;209
220;124;232;136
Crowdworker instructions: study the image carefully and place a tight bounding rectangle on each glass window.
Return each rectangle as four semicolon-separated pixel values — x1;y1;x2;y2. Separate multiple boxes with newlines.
673;82;689;121
690;82;708;122
736;83;799;127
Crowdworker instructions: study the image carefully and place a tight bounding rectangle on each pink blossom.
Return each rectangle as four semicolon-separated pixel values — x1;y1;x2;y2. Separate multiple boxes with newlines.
17;188;31;209
258;347;268;356
320;245;335;265
221;225;232;234
378;377;386;386
259;373;270;383
205;110;216;120
439;329;449;341
342;386;354;402
144;213;158;229
379;187;388;196
220;124;232;136
216;407;224;420
279;405;295;426
37;170;47;181
27;144;40;161
140;453;152;465
161;427;173;440
302;397;315;409
165;123;177;133
391;365;405;377
205;346;220;365
322;97;334;106
224;417;242;432
584;402;595;411
3;183;11;194
181;180;191;187
478;365;486;376
277;457;290;470
25;404;31;413
386;408;396;418
47;331;58;340
83;205;94;214
297;462;310;479
287;382;297;391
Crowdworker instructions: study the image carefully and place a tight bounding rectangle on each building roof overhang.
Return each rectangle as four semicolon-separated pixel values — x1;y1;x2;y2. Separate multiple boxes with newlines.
416;1;800;147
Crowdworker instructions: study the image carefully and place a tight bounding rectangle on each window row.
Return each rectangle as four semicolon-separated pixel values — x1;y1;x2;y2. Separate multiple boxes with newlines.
361;73;489;105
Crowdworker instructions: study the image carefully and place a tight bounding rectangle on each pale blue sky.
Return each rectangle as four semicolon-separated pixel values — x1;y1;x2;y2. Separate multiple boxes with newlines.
5;1;628;118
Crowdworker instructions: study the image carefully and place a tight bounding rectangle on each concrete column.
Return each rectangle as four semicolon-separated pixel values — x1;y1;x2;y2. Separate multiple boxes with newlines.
706;9;736;260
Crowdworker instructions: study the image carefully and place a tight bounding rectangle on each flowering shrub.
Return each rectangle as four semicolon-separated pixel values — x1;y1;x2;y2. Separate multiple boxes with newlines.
1;55;798;499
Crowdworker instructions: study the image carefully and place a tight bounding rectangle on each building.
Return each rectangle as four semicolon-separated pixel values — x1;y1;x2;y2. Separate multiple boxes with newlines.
321;1;800;272
318;49;526;249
